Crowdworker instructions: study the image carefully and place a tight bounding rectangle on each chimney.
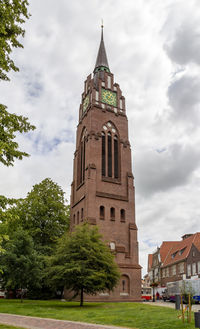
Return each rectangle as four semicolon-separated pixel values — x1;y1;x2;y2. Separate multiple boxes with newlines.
181;234;193;240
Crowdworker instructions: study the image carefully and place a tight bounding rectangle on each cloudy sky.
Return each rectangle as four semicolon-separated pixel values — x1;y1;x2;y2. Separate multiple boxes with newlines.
1;0;200;275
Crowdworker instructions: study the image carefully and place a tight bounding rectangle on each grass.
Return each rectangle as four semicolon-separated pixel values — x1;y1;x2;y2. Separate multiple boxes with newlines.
0;324;24;329
0;299;196;329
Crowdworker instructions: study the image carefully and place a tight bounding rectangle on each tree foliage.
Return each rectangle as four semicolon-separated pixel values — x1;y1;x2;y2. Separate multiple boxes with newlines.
0;179;69;283
0;0;36;166
47;223;120;306
17;178;70;254
0;104;35;166
0;229;41;301
0;195;20;258
0;0;30;81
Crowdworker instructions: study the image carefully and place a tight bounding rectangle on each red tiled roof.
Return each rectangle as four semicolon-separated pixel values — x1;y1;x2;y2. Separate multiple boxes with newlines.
193;233;200;251
160;241;179;264
162;232;200;267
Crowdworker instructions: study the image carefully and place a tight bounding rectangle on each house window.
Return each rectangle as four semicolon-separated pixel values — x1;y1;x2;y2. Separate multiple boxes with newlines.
110;207;115;220
171;252;178;259
166;267;169;277
192;263;197;275
187;264;191;277
100;206;105;220
73;214;75;224
120;209;125;222
77;211;79;224
171;265;176;276
81;208;84;221
198;261;200;274
179;248;186;255
179;262;184;274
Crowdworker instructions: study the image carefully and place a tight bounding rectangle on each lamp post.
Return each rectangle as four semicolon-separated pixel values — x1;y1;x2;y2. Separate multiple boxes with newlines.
152;269;155;302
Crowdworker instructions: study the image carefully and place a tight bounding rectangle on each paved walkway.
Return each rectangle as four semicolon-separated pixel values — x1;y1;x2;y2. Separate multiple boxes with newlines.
0;313;130;329
144;300;200;311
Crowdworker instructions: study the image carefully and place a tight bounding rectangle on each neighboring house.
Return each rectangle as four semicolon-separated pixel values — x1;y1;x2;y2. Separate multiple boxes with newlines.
148;241;178;287
148;233;200;288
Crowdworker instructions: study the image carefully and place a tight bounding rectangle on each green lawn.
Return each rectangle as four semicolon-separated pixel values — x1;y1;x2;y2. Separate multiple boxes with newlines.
0;324;24;329
0;299;196;329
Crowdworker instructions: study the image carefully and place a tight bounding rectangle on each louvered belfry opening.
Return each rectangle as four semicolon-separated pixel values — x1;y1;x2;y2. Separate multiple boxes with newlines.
77;128;87;186
101;122;119;179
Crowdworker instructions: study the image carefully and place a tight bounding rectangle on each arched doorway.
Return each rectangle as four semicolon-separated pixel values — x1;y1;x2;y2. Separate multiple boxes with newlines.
120;274;130;296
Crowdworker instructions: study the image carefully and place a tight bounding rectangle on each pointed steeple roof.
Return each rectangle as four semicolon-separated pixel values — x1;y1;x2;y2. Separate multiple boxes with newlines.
94;24;110;73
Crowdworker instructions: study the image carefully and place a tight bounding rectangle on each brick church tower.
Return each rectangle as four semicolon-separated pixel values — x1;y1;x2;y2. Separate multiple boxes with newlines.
70;26;141;301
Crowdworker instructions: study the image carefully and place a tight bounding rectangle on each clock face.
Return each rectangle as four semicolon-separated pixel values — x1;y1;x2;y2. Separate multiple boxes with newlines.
83;95;89;113
101;88;117;107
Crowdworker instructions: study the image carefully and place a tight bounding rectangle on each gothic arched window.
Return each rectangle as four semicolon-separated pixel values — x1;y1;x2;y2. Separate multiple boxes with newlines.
100;205;105;220
107;132;112;177
101;122;119;179
110;207;115;221
102;132;106;176
77;128;87;186
120;209;125;222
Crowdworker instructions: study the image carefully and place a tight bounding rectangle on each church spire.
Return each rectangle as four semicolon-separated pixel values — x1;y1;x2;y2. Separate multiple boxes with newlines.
94;23;110;73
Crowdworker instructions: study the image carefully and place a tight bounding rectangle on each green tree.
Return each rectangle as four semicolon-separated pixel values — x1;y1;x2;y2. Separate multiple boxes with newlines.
0;0;36;166
0;229;41;301
47;223;120;306
0;0;30;81
0;104;35;166
0;196;20;261
19;178;70;254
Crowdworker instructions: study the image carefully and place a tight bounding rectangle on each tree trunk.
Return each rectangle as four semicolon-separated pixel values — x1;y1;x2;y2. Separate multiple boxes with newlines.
80;287;84;306
20;290;23;303
61;286;64;300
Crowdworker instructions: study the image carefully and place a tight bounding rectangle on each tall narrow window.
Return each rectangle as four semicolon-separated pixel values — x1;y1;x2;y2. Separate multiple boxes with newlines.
80;143;83;183
108;75;111;89
114;135;118;178
77;211;79;224
102;122;120;180
82;140;85;181
100;206;105;220
73;214;75;224
108;132;112;177
81;208;84;221
120;209;125;222
102;132;105;176
77;129;87;186
110;207;115;220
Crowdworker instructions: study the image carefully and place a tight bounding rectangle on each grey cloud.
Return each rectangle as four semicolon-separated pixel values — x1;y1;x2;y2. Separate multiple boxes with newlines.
168;75;200;123
164;22;200;66
134;143;200;197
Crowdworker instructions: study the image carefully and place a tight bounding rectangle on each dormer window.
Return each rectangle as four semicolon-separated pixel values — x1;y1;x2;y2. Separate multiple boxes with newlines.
179;247;186;255
171;251;178;259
